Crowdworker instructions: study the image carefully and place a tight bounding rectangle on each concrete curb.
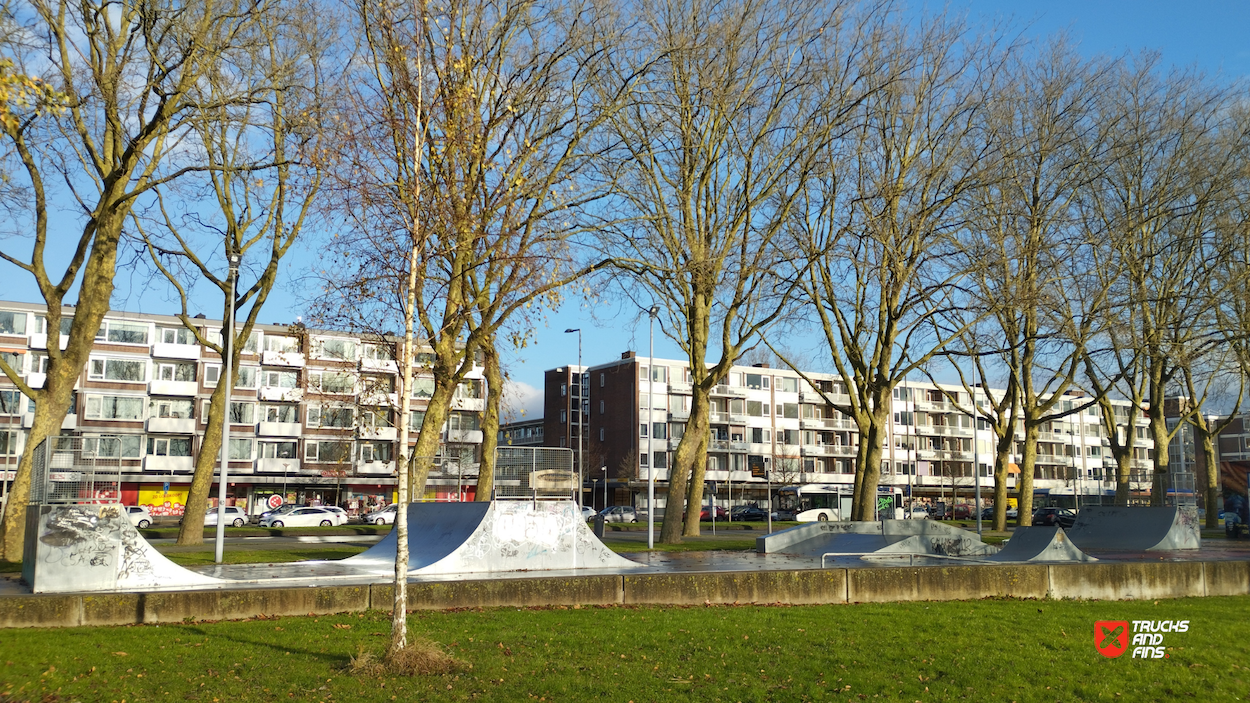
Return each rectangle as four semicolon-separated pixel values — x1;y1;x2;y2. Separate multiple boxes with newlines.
0;560;1245;628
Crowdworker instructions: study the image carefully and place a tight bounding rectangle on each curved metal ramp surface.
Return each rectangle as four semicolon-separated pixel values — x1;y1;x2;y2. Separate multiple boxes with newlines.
23;504;221;594
345;500;643;575
758;519;998;558
985;526;1097;563
1066;506;1200;551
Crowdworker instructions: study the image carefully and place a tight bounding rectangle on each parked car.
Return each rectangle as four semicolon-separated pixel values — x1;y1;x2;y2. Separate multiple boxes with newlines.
580;506;596;521
599;506;638;523
125;506;153;529
1033;507;1077;529
181;505;247;527
730;505;770;521
320;506;350;526
257;503;298;524
908;506;929;520
260;506;338;528
359;504;398;525
699;505;728;521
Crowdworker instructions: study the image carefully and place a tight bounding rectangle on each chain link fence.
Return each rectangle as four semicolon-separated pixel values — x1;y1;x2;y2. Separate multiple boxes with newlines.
28;436;122;505
493;447;575;500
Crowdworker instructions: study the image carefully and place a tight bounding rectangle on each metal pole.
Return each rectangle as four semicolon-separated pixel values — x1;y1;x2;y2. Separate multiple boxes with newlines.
973;384;981;537
563;329;583;507
647;307;657;549
214;254;238;565
603;466;608;508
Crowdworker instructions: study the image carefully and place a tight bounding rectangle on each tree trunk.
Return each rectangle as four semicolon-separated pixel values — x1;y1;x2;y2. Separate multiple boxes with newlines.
662;390;708;543
854;399;890;521
474;340;502;502
1194;422;1218;529
0;389;72;560
178;379;230;545
1148;411;1170;508
1016;423;1038;527
681;390;712;538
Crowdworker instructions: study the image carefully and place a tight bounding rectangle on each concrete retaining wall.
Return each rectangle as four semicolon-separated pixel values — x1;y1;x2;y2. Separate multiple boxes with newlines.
1;560;1246;628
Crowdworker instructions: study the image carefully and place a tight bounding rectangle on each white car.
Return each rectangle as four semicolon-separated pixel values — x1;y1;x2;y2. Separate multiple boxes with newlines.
359;504;398;525
580;506;596;521
203;506;248;527
260;506;339;527
320;506;350;525
125;506;153;529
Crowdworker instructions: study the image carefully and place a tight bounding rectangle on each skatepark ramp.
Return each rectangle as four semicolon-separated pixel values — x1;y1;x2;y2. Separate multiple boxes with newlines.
757;520;999;559
345;500;643;575
984;526;1097;563
1066;506;1200;551
23;504;222;594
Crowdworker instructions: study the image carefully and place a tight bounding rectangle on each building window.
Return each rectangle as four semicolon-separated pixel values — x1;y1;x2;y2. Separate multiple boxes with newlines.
0;311;26;335
229;402;255;424
599;400;604;414
361;343;395;361
313;337;358;361
0;390;20;415
84;395;144;420
149;398;193;419
654;452;667;469
89;358;146;382
228;438;254;460
410;376;435;399
265;335;300;353
148;436;192;457
204;365;221;387
263;370;298;388
599;427;605;441
262;404;298;423
159;327;196;345
561;383;567;397
640;423;648;438
305;440;350;463
236;366;259;389
777;377;799;393
307;403;353;428
260;441;298;459
95;320;149;345
560;409;567;423
747;401;764;417
83;434;143;458
156;362;196;382
652;422;667;440
600;373;605;387
782;403;799;419
0;430;19;455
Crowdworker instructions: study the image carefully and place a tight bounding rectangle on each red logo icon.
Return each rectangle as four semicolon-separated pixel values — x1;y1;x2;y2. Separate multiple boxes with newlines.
1095;621;1129;658
267;494;283;509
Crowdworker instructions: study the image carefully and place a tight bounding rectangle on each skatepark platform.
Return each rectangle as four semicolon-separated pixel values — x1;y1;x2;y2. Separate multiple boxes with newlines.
758;520;1000;559
1066;506;1200;551
985;526;1096;563
21;500;640;594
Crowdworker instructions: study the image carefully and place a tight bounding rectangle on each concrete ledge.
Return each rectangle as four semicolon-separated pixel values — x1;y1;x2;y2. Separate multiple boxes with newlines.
623;570;848;605
0;594;81;628
1048;562;1205;600
847;564;1048;603
374;576;624;611
143;585;370;624
1;559;1247;628
1202;561;1249;597
82;594;142;626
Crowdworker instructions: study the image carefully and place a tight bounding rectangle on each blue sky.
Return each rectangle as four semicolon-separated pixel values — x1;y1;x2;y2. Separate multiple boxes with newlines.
7;0;1248;419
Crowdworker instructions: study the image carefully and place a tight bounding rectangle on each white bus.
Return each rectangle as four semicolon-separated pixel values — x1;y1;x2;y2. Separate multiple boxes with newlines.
777;484;904;522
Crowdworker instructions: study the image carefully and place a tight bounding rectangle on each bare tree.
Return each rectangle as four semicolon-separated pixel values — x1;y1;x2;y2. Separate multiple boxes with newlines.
596;0;876;542
793;15;999;521
0;0;268;560
135;2;332;545
1081;58;1241;507
958;39;1116;525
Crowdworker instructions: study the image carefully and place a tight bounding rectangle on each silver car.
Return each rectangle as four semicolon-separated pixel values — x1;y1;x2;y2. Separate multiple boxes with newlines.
360;504;398;525
599;506;638;523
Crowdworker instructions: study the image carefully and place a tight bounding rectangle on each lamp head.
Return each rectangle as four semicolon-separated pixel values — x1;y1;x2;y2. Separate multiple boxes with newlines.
564;328;579;333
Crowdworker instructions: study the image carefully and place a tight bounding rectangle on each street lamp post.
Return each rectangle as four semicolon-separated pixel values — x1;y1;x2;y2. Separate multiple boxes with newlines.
972;385;981;537
564;329;583;506
647;305;658;549
602;466;608;509
214;254;238;565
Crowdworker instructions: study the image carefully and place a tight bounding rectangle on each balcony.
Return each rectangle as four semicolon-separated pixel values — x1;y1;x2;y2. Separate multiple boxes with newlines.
711;385;747;397
361;425;398;441
152;342;200;360
143;455;194;473
450;396;485;412
356;460;396;476
922;425;973;437
729;441;748;452
708;439;730;452
256;457;300;473
445;429;483;444
709;412;729;424
27;372;45;389
669;408;690;421
729;412;748;423
668;381;692;394
149;379;198;396
258;421;302;437
262;350;305;367
259;386;304;402
361;358;398;374
146;417;196;434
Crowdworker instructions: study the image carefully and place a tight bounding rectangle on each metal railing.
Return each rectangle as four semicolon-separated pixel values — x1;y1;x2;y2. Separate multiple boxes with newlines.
28;436;122;505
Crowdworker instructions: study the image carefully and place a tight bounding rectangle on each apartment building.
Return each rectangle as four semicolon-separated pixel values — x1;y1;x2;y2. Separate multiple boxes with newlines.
536;351;1155;512
0;302;486;516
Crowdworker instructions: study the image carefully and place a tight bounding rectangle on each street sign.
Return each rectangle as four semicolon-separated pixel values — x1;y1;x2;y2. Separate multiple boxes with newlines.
709;481;717;494
267;494;283;510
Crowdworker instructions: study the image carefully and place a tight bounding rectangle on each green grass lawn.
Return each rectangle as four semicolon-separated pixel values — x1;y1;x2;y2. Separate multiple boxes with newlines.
1;596;1246;702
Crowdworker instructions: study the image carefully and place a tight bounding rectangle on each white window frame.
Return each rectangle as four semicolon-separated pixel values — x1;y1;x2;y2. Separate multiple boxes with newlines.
95;320;150;345
84;394;145;421
204;364;222;387
88;357;148;383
